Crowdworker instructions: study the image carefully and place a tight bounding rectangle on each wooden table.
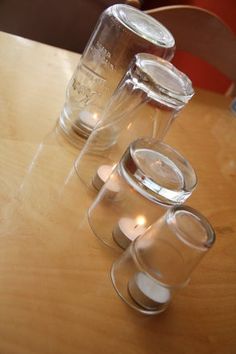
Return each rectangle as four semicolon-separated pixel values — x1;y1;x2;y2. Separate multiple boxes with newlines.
0;31;235;354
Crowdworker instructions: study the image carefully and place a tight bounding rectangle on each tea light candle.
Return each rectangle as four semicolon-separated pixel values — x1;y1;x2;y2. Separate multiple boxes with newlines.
128;272;171;310
113;216;146;249
92;164;114;191
93;164;120;198
79;110;99;129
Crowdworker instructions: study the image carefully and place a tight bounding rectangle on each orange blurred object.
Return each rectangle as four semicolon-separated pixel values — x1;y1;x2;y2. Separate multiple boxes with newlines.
144;0;236;93
174;0;235;93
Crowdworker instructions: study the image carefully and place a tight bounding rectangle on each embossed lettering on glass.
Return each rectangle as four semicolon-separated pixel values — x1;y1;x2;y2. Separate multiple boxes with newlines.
59;4;176;146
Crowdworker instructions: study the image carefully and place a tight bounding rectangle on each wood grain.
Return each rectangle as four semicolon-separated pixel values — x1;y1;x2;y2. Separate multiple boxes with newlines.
0;31;235;354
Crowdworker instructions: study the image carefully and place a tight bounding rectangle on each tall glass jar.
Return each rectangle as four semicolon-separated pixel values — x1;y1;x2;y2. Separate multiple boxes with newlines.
59;4;176;145
88;138;197;251
75;53;194;188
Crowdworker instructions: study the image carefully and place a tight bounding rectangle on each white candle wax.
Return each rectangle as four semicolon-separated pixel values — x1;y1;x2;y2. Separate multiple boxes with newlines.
93;164;113;191
128;272;171;310
92;165;120;199
113;216;146;249
79;110;99;129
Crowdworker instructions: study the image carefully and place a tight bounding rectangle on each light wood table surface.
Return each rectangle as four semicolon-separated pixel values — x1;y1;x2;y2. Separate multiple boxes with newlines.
0;31;235;354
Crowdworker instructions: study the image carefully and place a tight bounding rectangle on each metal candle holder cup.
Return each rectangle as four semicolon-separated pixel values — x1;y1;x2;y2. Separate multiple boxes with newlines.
87;138;197;251
59;4;176;146
75;53;194;188
111;206;216;315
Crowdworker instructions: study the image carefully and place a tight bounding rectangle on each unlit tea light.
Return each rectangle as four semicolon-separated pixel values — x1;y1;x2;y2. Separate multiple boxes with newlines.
113;216;146;249
128;272;171;310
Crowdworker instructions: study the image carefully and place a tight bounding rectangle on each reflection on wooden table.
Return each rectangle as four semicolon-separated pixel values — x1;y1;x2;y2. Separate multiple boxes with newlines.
0;31;235;354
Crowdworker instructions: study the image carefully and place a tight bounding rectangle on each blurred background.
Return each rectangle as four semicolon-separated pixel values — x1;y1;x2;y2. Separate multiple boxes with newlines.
0;0;235;93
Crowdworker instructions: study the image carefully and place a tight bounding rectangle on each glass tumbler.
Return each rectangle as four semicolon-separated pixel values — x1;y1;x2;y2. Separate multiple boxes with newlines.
88;138;197;251
59;4;176;145
75;53;194;188
111;205;216;315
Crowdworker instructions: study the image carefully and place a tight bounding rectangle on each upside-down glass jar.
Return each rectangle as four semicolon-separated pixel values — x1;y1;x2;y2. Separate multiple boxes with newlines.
75;53;194;188
111;205;216;315
87;138;197;251
59;4;176;146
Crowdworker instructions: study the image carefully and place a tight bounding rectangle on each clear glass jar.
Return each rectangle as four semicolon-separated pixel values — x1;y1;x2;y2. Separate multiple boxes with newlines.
88;138;197;251
75;53;194;188
111;205;216;315
59;4;176;146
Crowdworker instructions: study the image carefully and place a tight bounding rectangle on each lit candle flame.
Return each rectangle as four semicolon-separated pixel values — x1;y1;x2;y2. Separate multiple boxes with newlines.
127;122;132;130
136;215;146;226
